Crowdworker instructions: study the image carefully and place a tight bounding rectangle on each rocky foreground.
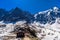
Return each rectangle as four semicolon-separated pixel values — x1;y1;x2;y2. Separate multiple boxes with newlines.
0;18;60;40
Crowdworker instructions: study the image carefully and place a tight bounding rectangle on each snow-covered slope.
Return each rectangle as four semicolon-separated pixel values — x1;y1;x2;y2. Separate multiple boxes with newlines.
34;7;60;24
0;7;60;40
30;18;60;40
33;7;60;40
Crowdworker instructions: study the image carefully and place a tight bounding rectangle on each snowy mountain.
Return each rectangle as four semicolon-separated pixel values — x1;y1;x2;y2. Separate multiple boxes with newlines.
0;7;60;24
0;7;60;40
34;7;60;24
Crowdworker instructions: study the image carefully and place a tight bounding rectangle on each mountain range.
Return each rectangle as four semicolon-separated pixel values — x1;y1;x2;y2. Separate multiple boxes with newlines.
0;7;34;23
0;7;60;24
0;7;60;40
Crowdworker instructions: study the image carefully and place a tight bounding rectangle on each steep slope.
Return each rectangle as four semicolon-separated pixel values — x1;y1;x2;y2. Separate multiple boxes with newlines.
30;18;60;40
0;9;9;21
0;7;34;23
34;7;60;24
9;7;34;23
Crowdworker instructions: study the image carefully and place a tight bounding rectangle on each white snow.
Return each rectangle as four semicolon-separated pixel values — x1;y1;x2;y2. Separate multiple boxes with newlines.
0;19;60;40
53;7;59;11
0;7;60;40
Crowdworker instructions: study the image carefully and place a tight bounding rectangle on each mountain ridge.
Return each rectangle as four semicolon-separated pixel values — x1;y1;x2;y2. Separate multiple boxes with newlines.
0;7;60;24
0;7;34;23
34;7;60;24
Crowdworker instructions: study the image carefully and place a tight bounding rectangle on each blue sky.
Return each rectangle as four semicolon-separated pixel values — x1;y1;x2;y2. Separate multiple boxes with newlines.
0;0;60;13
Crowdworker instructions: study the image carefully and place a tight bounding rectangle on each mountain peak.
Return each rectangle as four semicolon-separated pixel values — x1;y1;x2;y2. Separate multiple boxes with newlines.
53;6;59;11
15;7;19;9
14;7;22;11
